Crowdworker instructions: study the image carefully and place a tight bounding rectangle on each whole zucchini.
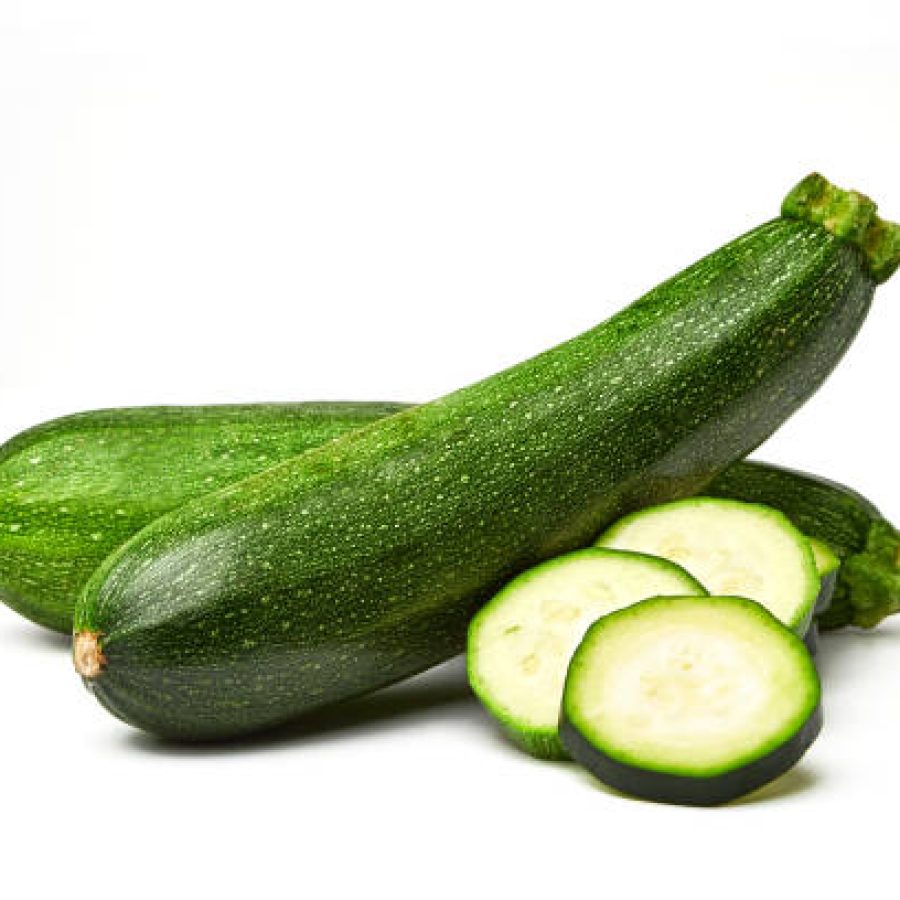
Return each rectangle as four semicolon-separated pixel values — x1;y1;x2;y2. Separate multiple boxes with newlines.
706;462;900;630
71;174;899;739
0;403;404;631
73;174;899;738
4;402;893;635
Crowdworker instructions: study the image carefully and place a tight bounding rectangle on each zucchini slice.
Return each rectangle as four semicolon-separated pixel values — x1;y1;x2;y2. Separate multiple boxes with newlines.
809;536;839;616
0;402;407;632
74;173;897;740
705;461;900;630
810;537;840;578
560;595;822;806
466;549;706;759
596;498;819;635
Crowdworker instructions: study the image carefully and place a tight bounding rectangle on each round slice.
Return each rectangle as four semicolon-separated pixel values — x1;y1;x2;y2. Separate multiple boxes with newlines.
808;536;839;616
596;498;820;634
560;595;822;806
466;549;706;759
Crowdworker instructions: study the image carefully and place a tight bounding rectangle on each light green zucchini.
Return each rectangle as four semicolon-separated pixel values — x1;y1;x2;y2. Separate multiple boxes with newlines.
595;497;821;635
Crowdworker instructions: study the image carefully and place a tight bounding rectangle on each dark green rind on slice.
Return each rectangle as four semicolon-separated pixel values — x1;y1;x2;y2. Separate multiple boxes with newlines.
0;402;406;631
0;407;884;637
806;538;839;617
809;538;839;617
814;571;837;618
76;177;886;740
560;704;823;807
560;596;822;806
804;621;820;656
706;462;900;629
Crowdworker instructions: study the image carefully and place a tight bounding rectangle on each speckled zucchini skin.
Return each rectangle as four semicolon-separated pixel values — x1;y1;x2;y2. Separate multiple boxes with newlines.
76;208;880;739
2;403;890;637
0;403;405;631
706;462;900;629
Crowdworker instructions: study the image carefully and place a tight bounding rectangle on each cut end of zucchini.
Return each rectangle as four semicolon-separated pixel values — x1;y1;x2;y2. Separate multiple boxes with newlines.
561;596;822;806
782;173;900;284
73;631;106;680
808;537;839;616
808;536;840;578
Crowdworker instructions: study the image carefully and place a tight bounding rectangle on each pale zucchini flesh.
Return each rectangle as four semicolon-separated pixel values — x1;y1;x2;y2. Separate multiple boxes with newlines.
560;595;822;806
466;549;706;759
809;536;839;616
809;537;840;577
596;498;820;634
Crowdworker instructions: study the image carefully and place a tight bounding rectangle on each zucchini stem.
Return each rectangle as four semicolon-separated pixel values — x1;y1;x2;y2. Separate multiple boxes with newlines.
820;523;900;630
782;173;900;283
73;631;106;679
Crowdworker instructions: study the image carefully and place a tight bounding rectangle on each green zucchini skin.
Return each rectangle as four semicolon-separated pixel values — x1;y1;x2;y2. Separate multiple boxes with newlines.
558;595;823;806
815;571;837;617
75;188;886;739
0;403;882;637
0;403;405;631
706;462;900;629
559;701;823;807
0;405;885;639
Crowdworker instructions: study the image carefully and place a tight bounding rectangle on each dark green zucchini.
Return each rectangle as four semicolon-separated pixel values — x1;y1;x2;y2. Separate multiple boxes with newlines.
809;537;839;616
0;403;405;631
1;401;889;636
72;174;899;739
706;462;900;629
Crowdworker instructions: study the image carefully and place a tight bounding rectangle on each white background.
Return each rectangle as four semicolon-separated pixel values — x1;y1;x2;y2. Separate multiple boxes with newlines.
1;2;899;897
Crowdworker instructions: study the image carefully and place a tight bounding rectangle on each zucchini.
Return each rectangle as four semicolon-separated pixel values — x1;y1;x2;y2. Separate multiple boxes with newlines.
595;497;820;635
0;403;404;631
804;621;820;656
559;595;822;806
810;537;840;579
0;403;883;635
809;537;839;616
705;462;900;629
466;549;706;759
73;173;899;739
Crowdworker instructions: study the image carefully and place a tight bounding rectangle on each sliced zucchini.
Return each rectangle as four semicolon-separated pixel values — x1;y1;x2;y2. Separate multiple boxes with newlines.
560;595;822;806
810;537;840;578
596;498;819;635
809;536;839;616
804;621;819;656
466;549;706;759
